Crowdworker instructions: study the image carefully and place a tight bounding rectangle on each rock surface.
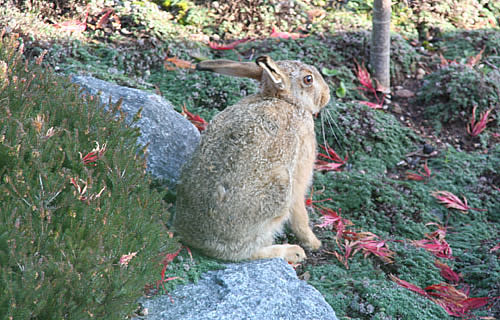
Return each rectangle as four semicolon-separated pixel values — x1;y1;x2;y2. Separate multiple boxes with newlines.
137;259;338;320
71;75;200;186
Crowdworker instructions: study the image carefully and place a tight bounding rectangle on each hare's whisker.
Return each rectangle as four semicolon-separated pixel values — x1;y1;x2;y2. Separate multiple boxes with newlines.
322;106;344;152
320;112;329;150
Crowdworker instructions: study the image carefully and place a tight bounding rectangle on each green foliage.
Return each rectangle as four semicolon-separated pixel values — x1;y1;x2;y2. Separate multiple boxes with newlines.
6;0;89;18
0;34;177;319
416;65;500;125
149;67;258;120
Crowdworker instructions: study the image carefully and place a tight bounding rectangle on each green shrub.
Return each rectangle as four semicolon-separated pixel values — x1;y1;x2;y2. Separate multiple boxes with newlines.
437;29;500;69
391;0;499;38
416;65;500;125
0;34;177;319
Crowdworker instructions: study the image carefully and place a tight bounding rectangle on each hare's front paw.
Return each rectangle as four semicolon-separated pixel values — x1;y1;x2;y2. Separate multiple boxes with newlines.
304;235;322;251
284;245;306;263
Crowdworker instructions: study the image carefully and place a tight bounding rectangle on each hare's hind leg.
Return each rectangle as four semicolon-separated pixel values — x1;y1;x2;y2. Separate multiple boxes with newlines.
251;244;306;263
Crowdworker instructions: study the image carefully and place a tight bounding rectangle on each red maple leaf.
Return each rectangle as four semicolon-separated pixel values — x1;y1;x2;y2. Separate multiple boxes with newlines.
270;27;306;40
405;161;432;181
358;100;383;109
490;243;500;253
431;191;485;213
412;223;454;259
434;260;462;283
391;276;499;317
354;59;386;107
352;232;395;263
164;57;195;71
390;274;429;297
208;38;250;50
467;106;493;137
181;105;208;131
314;144;348;172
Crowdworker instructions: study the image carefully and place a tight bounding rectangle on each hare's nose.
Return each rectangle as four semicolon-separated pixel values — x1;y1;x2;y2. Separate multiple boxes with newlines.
320;86;331;107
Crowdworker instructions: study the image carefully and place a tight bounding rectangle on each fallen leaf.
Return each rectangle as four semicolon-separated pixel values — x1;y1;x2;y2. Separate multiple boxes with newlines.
358;100;383;109
431;190;485;213
96;8;115;29
119;252;137;267
181;105;208;131
390;274;429;297
208;38;250;50
466;47;485;67
490;243;500;253
354;235;395;263
314;144;348;172
412;223;454;259
467;105;493;137
270;27;306;40
53;20;87;33
391;276;499;317
164;57;195;70
434;260;462;283
405;161;431;181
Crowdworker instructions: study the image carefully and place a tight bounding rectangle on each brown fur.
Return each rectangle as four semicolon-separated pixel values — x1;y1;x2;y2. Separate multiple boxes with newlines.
174;56;330;263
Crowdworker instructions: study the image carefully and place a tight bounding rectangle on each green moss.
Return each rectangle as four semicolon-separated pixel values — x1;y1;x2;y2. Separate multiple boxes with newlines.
416;64;500;125
305;263;450;320
317;101;421;170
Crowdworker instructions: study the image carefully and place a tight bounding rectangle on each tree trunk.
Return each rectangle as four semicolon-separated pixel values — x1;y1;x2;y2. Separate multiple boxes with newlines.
370;0;391;93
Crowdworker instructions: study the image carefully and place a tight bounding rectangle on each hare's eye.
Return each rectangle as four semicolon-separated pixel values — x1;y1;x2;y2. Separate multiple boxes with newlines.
303;75;313;85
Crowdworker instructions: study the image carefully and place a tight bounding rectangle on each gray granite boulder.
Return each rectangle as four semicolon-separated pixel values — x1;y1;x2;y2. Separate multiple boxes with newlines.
138;258;338;320
71;75;200;186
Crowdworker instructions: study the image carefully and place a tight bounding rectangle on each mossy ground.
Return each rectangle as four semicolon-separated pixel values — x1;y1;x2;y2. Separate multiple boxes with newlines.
1;0;499;318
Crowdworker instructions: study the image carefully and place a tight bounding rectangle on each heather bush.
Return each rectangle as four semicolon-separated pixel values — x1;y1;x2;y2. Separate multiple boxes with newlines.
0;33;176;319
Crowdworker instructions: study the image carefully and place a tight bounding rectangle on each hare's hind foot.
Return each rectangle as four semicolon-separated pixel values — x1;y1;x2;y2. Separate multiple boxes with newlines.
301;232;322;251
251;244;306;263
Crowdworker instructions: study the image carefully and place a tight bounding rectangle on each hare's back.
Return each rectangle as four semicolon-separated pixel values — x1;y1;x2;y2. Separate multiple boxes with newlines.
175;98;303;237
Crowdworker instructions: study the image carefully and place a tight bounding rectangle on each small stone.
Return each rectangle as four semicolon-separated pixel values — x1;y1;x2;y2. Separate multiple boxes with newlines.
397;160;407;166
423;144;434;154
299;271;311;281
392;103;403;114
395;89;415;98
416;68;426;80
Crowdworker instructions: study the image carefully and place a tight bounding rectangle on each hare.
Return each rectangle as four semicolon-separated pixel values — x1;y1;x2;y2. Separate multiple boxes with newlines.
174;56;330;263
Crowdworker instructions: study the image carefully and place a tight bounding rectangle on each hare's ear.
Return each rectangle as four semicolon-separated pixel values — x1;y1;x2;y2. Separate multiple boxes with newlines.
196;59;262;80
255;56;288;91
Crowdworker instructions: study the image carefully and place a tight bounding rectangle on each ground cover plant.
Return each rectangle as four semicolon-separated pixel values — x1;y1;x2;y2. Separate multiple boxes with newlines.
1;0;499;319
